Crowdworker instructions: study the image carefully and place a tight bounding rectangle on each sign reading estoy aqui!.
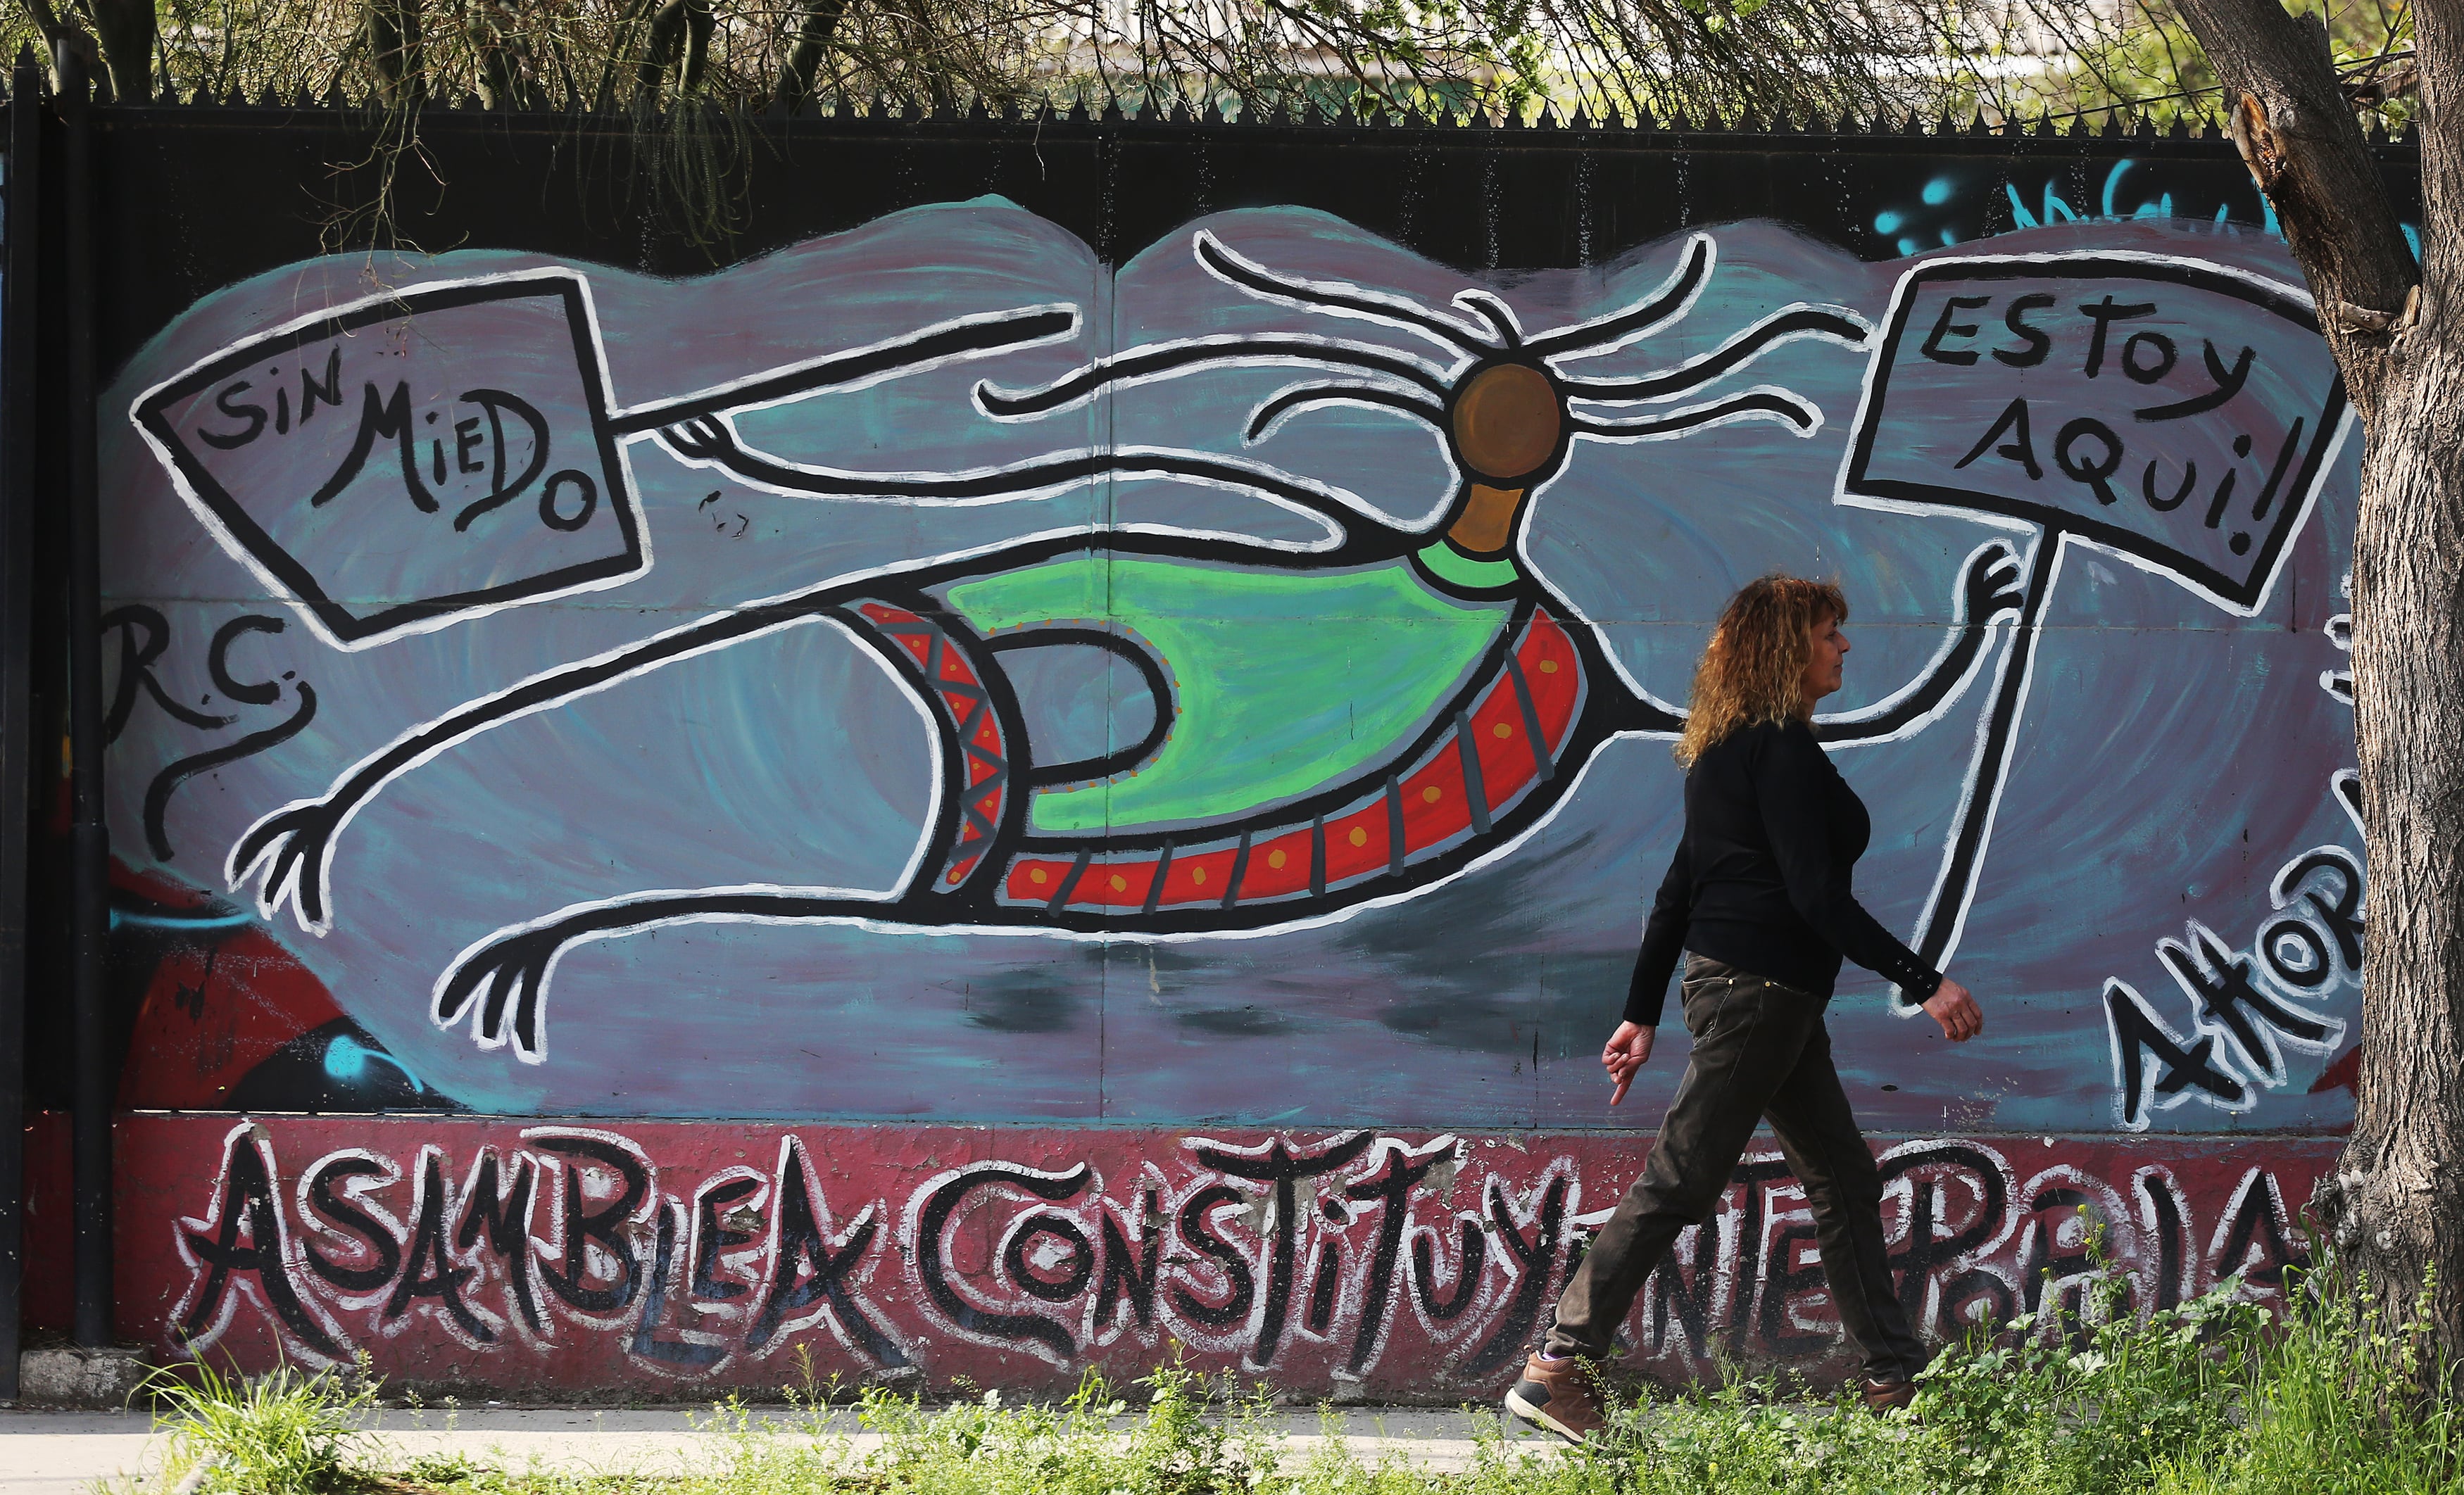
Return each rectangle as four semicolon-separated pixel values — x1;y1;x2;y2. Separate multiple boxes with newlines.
1840;253;2351;980
1843;253;2348;614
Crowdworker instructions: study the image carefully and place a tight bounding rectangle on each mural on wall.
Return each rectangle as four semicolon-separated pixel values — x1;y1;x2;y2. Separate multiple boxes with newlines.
99;196;2361;1137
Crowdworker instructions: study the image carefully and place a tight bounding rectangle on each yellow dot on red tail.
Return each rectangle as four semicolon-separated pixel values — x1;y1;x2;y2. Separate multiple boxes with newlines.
1423;786;1442;803
1030;868;1048;885
1267;850;1288;870
1191;867;1207;886
1539;658;1559;674
1493;722;1512;738
1348;826;1369;847
1110;874;1129;892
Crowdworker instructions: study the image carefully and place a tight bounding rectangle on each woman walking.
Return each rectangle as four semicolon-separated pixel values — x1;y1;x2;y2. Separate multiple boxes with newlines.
1504;574;1985;1443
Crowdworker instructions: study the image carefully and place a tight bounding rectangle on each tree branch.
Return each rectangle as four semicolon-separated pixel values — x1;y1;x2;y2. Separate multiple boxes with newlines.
636;0;715;99
774;0;851;110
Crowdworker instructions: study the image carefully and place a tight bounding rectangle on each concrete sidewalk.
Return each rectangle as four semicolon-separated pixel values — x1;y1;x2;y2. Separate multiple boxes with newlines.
0;1404;1555;1493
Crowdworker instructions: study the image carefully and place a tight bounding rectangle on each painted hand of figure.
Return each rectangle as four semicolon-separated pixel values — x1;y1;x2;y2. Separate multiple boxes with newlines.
1961;541;2028;624
1923;978;1983;1042
1604;1021;1655;1106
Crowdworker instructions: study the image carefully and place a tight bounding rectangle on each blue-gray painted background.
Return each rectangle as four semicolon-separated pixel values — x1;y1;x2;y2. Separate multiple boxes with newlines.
98;200;2361;1135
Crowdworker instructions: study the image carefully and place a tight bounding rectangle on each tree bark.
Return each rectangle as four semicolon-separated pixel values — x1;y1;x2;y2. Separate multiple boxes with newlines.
2175;0;2464;1369
85;0;153;103
366;0;427;108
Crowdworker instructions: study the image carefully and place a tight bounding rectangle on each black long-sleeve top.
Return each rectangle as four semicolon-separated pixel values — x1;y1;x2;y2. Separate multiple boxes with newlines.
1624;717;1943;1026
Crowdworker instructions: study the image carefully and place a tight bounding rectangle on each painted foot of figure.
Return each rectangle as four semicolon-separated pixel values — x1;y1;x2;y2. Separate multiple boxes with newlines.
432;919;570;1063
430;888;901;1064
227;796;346;933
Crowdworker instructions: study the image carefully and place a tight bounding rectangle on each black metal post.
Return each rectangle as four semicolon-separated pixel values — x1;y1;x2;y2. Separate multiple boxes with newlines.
58;43;110;1351
0;49;40;1401
0;46;45;1396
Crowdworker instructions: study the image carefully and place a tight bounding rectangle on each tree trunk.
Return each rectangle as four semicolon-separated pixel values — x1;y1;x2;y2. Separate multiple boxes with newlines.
366;0;427;108
774;0;850;111
86;0;153;103
2175;0;2464;1369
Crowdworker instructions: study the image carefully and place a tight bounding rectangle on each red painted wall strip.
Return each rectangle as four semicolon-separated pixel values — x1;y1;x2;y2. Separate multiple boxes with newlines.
109;1114;2332;1401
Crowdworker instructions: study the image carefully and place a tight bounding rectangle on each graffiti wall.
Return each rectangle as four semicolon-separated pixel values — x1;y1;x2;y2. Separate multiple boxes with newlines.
127;1118;2329;1398
57;110;2395;1392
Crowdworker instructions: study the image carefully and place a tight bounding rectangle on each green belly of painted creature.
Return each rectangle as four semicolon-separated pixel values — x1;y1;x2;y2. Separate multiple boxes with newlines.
943;556;1512;834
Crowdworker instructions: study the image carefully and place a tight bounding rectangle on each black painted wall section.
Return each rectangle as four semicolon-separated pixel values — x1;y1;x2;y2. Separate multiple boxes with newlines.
65;106;2423;379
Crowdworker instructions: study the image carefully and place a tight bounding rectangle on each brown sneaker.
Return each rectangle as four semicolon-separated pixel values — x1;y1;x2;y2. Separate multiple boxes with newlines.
1860;1377;1918;1415
1504;1351;1604;1444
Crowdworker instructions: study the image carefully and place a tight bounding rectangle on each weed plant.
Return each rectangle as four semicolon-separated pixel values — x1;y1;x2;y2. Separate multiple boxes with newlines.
136;1357;379;1495
128;1239;2464;1494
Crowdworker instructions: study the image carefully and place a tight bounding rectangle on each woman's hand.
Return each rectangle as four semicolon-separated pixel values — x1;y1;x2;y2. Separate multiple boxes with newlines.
1923;978;1983;1042
1604;1021;1656;1106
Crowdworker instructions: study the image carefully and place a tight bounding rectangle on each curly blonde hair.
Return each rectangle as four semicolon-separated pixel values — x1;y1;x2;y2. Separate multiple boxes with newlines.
1674;574;1848;767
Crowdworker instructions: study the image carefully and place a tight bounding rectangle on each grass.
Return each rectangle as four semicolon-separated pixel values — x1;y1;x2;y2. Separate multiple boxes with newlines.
136;1358;382;1495
122;1244;2464;1495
